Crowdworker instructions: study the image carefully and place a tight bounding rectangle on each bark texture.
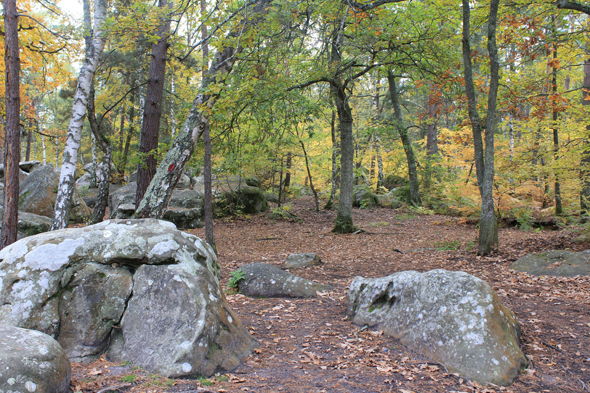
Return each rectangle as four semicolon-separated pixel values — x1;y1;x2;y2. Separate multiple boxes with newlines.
136;0;172;204
1;0;21;249
51;0;107;230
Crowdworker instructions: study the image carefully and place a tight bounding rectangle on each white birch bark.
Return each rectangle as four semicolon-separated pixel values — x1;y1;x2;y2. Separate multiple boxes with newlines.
51;0;107;230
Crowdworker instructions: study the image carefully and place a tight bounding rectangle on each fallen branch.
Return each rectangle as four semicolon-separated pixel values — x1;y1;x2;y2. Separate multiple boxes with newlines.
542;341;562;352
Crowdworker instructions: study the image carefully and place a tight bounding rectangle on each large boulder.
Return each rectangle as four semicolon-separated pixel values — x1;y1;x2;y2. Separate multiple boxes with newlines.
0;219;257;377
237;263;332;298
348;269;527;386
216;185;269;216
352;185;379;208
109;183;204;228
17;165;91;223
511;250;590;277
0;324;71;393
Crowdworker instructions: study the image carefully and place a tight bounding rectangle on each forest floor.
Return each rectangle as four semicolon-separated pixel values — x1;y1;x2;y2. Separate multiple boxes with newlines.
71;197;590;393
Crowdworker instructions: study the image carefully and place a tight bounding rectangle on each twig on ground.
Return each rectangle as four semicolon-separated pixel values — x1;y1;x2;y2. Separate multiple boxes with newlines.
542;341;562;352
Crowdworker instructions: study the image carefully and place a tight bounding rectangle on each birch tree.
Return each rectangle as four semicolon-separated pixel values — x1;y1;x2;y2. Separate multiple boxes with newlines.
51;0;107;230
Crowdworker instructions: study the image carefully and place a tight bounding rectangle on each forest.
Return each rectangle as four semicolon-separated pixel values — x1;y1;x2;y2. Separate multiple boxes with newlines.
2;0;590;251
3;1;590;392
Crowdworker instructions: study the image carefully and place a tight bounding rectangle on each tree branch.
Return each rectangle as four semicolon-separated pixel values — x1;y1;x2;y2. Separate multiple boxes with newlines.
345;0;406;11
556;0;590;15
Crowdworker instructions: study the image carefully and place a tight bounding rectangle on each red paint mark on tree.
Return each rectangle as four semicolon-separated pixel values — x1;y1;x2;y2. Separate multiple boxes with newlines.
168;163;175;172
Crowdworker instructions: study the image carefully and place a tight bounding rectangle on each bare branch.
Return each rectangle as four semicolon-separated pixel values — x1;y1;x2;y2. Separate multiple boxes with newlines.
345;0;406;11
556;0;590;15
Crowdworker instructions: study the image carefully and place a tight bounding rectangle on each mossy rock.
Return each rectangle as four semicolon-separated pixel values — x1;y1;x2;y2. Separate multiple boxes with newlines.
352;185;379;208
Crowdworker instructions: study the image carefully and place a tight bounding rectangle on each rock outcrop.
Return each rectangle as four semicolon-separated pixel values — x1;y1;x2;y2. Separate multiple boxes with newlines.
511;250;590;277
0;219;257;377
0;324;71;393
16;165;91;223
0;206;52;239
109;182;204;228
237;263;332;298
348;269;527;386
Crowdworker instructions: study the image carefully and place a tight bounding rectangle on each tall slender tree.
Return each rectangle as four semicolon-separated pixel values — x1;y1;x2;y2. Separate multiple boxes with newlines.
136;0;173;204
1;0;21;248
51;0;107;230
462;0;500;255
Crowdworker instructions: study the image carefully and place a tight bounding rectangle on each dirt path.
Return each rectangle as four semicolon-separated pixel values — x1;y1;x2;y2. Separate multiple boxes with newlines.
72;198;590;392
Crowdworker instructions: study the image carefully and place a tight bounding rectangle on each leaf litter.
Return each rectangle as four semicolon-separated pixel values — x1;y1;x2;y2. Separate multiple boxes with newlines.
71;197;590;392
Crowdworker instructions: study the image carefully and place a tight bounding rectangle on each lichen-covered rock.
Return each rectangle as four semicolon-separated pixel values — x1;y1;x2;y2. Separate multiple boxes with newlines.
0;219;256;377
511;250;590;277
284;253;322;269
0;324;71;393
237;263;332;298
18;165;91;223
109;183;204;228
348;269;527;386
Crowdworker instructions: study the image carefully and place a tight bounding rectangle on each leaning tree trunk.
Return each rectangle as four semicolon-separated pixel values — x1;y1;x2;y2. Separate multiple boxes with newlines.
1;0;21;249
51;0;107;230
135;0;272;218
387;70;421;205
135;0;172;204
462;0;499;255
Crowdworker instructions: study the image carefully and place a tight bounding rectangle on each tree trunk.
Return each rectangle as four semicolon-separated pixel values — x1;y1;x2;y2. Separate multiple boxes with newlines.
551;31;562;215
462;0;499;255
135;0;272;219
1;0;21;249
332;83;355;233
324;111;339;210
87;81;112;224
284;152;292;188
387;71;421;205
300;140;319;211
90;145;111;223
136;0;172;204
51;0;107;230
581;58;590;216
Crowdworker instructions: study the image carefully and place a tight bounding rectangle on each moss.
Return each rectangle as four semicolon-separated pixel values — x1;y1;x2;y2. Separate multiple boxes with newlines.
333;215;356;234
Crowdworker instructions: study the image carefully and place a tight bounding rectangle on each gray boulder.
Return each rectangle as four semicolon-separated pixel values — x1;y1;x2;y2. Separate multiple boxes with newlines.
216;185;269;216
0;219;257;377
348;269;527;386
17;165;91;223
511;250;590;277
284;253;322;269
109;183;204;228
176;173;192;190
264;193;279;203
0;206;52;239
237;263;332;298
0;324;71;393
